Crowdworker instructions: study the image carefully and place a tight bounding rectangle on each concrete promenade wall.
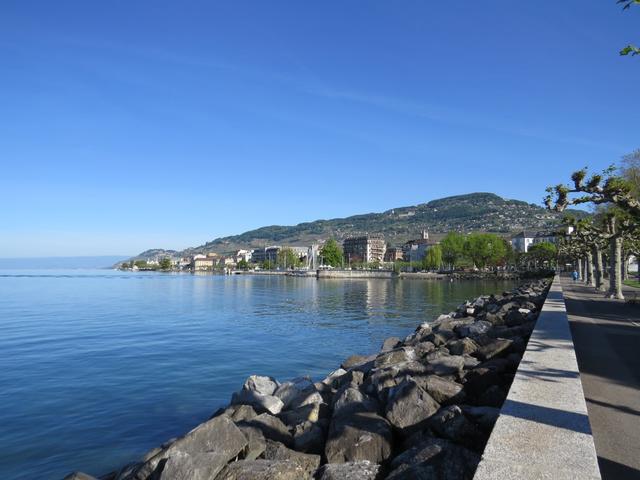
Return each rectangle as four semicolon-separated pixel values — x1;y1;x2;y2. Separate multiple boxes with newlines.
316;269;394;279
473;276;601;480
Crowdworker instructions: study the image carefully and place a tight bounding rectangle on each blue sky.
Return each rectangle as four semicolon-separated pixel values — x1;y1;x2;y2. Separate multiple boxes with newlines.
1;1;638;257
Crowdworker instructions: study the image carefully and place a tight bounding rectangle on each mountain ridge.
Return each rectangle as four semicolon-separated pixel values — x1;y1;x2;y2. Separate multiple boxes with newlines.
134;192;584;259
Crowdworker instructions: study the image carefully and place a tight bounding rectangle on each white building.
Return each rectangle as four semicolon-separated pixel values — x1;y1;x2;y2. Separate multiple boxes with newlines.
511;231;557;253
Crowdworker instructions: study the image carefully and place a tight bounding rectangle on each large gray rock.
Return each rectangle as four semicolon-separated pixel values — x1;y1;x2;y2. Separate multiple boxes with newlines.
218;459;308;480
460;405;500;432
456;320;492;338
341;354;375;370
385;378;440;434
237;413;293;447
427;354;465;376
427;405;483;447
231;389;284;415
332;386;379;417
415;375;465;405
321;369;348;390
386;436;480;480
243;375;279;396
63;474;97;480
381;336;402;352
325;412;392;464
263;440;321;477
317;461;381;480
374;347;416;368
277;403;321;427
463;367;501;397
133;415;247;480
218;404;258;423
235;424;267;460
446;337;479;356
159;451;229;480
366;361;430;400
476;338;513;361
293;421;325;454
403;322;433;345
274;377;315;408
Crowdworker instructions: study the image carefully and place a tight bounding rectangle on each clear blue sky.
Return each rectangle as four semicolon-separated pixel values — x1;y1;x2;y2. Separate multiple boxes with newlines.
1;1;638;257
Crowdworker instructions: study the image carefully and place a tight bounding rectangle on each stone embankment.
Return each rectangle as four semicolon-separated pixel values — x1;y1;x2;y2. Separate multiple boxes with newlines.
65;279;550;480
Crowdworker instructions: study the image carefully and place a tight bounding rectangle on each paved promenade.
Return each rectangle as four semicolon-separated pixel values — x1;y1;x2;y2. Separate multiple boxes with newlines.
561;276;640;480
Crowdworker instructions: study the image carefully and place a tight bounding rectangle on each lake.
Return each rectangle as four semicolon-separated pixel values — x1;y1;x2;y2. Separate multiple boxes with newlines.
0;270;517;479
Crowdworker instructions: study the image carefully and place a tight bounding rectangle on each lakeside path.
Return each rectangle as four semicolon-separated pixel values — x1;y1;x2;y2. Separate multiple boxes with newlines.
561;276;640;480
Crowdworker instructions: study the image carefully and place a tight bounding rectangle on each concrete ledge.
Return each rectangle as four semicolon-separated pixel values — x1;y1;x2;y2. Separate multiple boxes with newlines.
474;275;601;480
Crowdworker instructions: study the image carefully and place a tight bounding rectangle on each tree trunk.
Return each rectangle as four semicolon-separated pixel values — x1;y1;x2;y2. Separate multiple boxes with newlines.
594;246;605;291
622;253;628;280
608;236;624;300
577;257;583;280
586;251;595;287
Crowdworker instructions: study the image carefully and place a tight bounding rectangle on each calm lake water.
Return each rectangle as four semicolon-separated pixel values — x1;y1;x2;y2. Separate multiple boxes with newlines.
0;270;518;480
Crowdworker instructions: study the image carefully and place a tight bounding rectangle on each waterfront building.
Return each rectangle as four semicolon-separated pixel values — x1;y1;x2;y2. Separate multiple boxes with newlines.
343;235;386;263
511;231;557;253
192;257;216;271
234;249;252;263
384;247;404;262
251;246;281;264
402;230;438;262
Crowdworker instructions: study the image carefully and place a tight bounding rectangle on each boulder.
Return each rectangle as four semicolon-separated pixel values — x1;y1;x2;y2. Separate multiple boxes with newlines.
385;378;440;434
277;403;322;427
463;367;502;398
365;361;430;401
456;320;492;338
415;375;465;405
293;421;326;454
477;385;508;407
386;437;480;480
243;375;279;396
317;461;381;480
231;389;284;415
413;341;436;358
218;404;258;423
321;369;348;389
63;474;98;480
460;405;500;432
274;377;315;409
341;354;375;370
476;338;513;361
427;405;483;447
427;354;465;376
236;423;267;460
159;451;229;480
333;386;379;417
133;415;247;480
447;338;479;356
218;459;308;480
237;413;293;447
325;412;393;464
403;322;433;345
374;347;416;368
381;336;402;352
263;440;321;477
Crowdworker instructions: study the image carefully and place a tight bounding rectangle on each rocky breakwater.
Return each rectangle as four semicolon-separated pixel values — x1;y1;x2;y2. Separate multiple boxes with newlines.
65;279;551;480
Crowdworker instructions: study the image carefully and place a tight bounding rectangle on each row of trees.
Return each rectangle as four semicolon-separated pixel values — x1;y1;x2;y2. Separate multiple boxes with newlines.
545;150;640;299
439;232;512;270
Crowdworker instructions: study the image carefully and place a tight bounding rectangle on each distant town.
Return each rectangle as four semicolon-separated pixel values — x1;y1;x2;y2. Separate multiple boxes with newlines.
119;229;609;274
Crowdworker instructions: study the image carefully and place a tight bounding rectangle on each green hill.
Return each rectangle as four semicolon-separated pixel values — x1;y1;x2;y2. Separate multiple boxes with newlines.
133;192;585;259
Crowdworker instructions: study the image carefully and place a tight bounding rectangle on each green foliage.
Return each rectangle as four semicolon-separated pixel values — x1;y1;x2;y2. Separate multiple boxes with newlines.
276;248;301;269
463;233;508;269
237;259;249;270
320;239;343;267
261;260;274;270
527;242;558;265
440;232;466;269
134;260;148;269
423;245;443;270
618;0;640;56
158;257;172;270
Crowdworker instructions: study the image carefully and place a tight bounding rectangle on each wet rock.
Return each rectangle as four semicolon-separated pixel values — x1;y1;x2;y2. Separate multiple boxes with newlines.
237;413;293;447
159;450;229;480
317;461;381;480
385;378;440;434
263;440;321;477
325;412;393;464
218;459;308;480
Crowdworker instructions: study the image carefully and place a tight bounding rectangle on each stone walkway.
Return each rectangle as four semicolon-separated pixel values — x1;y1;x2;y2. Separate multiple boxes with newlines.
561;276;640;480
